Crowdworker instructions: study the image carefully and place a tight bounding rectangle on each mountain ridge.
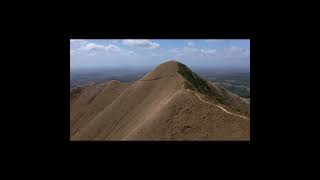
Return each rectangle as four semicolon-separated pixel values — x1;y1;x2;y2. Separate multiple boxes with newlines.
70;60;250;140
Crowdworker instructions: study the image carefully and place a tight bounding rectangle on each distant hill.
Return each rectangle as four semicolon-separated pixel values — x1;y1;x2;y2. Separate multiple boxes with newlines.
70;61;250;140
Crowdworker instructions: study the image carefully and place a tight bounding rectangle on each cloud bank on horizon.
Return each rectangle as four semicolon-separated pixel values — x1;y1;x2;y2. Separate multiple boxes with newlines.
70;39;250;69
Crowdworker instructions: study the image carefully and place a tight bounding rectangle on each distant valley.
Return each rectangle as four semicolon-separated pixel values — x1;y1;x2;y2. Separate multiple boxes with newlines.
71;67;250;98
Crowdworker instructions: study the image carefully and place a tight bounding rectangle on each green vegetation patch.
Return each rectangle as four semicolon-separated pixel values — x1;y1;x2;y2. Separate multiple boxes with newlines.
177;62;226;103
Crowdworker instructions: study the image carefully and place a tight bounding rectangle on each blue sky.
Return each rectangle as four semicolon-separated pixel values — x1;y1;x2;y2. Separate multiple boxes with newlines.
70;39;250;69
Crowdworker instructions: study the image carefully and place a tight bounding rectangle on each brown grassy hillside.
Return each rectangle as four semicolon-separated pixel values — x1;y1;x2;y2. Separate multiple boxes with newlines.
70;61;250;140
70;80;128;137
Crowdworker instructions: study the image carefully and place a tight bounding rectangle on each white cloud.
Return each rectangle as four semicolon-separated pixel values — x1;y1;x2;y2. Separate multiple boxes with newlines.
79;43;105;51
170;46;216;57
229;46;242;52
105;44;121;52
200;49;216;55
122;39;160;49
169;47;198;54
111;40;119;44
76;43;121;55
187;42;195;46
224;46;249;57
170;46;214;55
170;45;248;58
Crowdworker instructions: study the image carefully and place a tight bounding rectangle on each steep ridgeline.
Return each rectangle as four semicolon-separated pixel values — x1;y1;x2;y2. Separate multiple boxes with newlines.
177;62;227;103
177;62;250;116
